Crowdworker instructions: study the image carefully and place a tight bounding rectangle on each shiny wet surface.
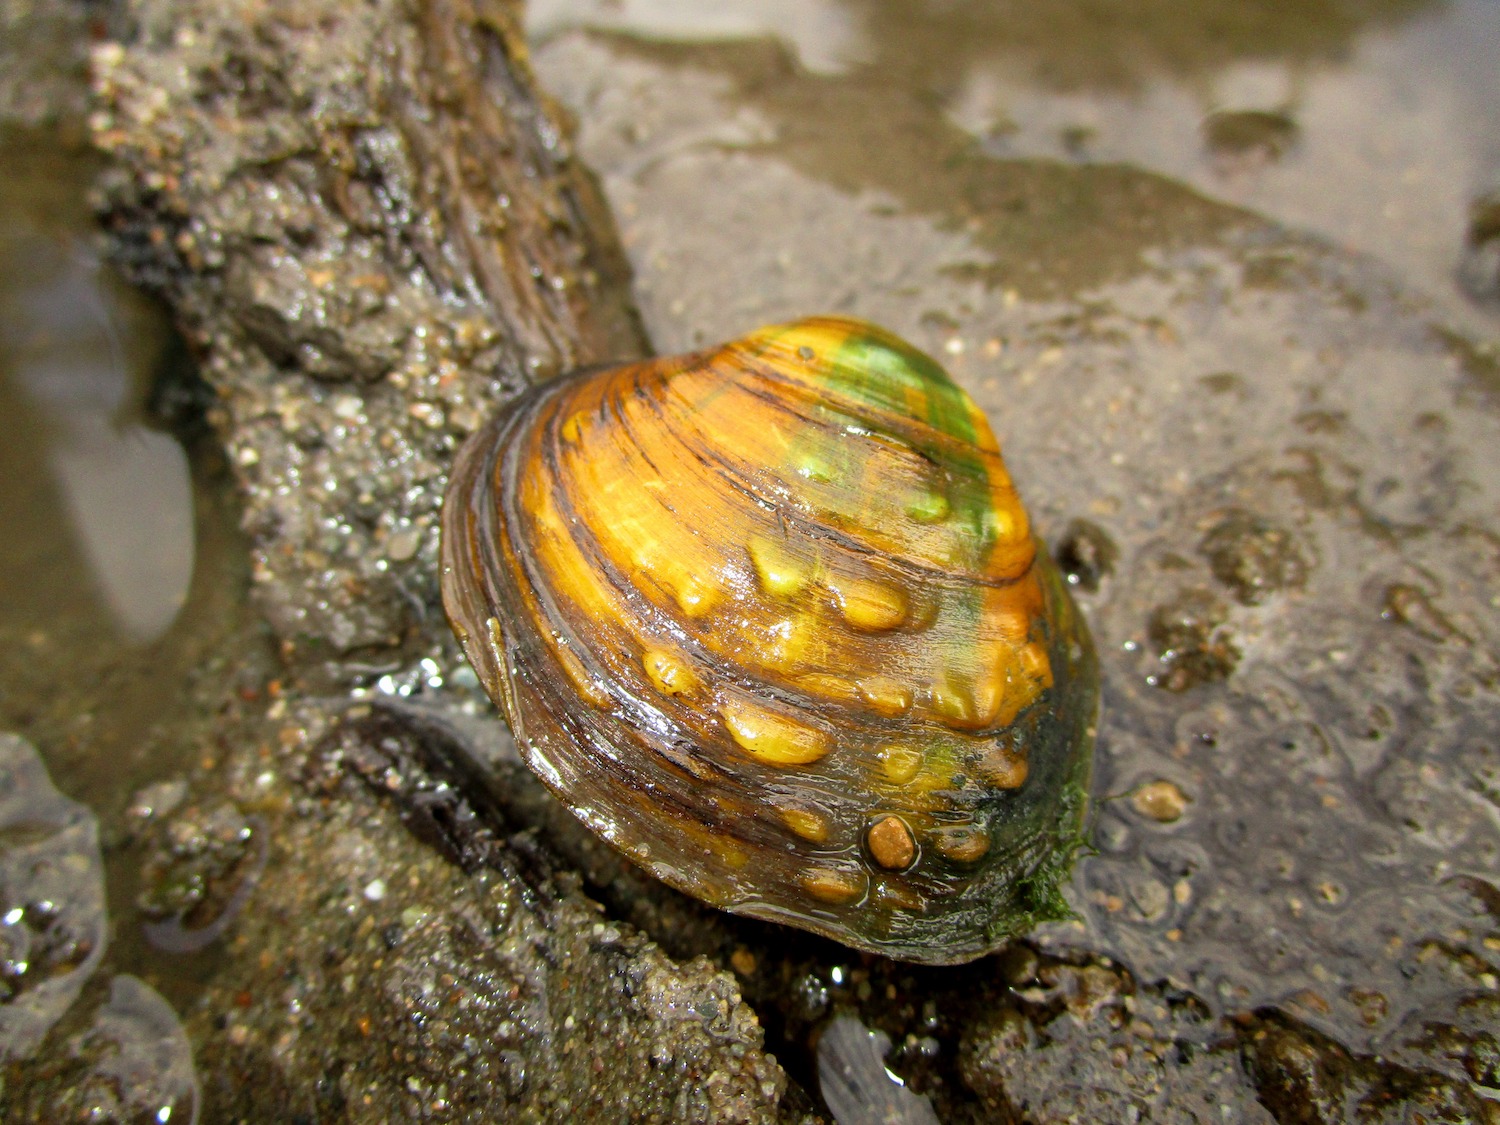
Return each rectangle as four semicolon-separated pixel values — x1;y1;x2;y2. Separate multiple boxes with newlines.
529;0;1500;321
528;0;1500;1062
0;128;247;814
1;0;1498;1116
0;129;256;1020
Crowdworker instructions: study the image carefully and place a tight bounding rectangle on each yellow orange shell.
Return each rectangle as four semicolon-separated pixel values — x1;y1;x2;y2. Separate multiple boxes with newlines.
441;317;1096;963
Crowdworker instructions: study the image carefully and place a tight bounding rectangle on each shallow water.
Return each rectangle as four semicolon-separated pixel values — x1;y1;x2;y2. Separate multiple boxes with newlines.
0;143;191;647
0;132;249;811
0;127;258;1021
529;0;1500;328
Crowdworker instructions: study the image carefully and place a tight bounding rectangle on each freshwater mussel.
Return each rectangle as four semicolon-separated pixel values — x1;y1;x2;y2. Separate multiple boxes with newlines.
440;317;1096;964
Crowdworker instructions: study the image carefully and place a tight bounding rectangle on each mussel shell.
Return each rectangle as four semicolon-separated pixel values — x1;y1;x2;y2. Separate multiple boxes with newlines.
441;317;1096;964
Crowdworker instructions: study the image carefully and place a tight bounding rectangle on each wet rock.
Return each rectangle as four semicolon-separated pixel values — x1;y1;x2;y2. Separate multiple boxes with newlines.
1202;109;1300;166
1198;507;1310;605
0;732;106;1060
958;960;1275;1125
1241;1012;1497;1125
89;0;646;657
1400;1012;1500;1093
956;1002;1031;1116
1146;588;1240;691
224;246;410;383
125;778;189;826
283;700;791;1122
1055;517;1118;593
136;802;266;954
1459;190;1500;307
998;944;1042;988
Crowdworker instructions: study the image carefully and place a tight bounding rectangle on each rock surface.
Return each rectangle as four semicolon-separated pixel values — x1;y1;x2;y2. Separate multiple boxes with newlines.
5;0;794;1120
91;0;644;656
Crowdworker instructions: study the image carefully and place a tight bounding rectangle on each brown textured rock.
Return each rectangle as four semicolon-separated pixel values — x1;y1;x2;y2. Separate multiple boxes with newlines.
1146;587;1239;691
52;1;796;1120
90;0;645;655
1198;508;1310;606
1241;1013;1496;1125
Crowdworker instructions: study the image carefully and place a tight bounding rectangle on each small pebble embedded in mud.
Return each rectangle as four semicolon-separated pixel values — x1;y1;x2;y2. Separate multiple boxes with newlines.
1129;780;1190;823
1201;108;1300;166
1459;189;1500;306
1198;508;1310;606
1146;588;1240;691
1056;517;1118;593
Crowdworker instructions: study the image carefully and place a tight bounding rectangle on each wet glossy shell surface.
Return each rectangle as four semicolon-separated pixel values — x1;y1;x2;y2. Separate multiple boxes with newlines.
441;316;1096;963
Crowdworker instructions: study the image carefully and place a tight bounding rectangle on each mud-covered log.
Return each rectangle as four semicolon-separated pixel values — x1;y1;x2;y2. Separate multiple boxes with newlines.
91;0;646;655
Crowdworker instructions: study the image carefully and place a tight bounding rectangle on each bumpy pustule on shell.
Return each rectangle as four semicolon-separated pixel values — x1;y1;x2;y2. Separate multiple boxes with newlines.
441;316;1096;964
